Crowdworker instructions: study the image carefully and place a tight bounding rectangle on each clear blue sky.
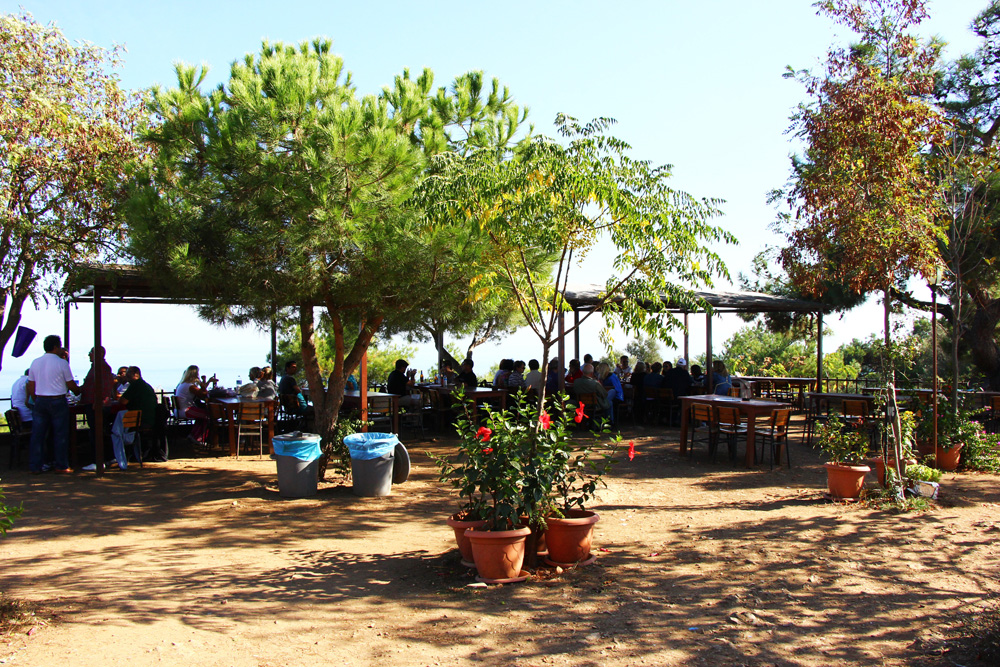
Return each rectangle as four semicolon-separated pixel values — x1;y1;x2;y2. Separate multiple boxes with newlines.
0;0;990;391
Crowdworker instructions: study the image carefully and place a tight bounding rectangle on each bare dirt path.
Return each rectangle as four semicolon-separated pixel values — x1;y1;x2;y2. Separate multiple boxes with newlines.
1;429;997;666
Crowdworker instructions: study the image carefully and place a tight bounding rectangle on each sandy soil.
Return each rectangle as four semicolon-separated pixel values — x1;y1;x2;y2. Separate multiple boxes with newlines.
0;425;998;667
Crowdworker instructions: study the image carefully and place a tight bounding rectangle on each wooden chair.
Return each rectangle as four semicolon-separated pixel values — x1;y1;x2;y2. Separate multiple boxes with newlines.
576;393;598;429
715;405;747;463
170;395;194;427
236;402;267;459
728;386;741;398
756;408;792;470
5;410;31;469
121;410;144;468
688;403;717;460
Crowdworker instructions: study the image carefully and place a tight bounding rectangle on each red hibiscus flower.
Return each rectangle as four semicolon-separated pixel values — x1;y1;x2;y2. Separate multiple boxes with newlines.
574;402;587;424
476;427;492;442
481;447;493;455
628;441;636;461
539;412;551;430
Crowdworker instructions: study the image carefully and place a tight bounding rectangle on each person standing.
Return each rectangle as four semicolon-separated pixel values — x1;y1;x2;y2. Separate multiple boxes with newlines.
27;335;80;473
80;346;118;466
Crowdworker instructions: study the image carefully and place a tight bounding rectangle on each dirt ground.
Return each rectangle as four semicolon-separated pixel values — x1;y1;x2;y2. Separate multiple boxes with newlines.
1;423;998;667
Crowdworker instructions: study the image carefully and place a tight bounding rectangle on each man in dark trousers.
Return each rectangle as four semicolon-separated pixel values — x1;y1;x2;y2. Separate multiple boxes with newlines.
26;335;80;474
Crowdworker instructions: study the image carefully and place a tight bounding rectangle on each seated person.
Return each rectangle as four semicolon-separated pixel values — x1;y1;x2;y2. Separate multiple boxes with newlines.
506;360;527;390
596;362;623;404
115;366;130;395
345;374;359;391
615;355;631;379
387;359;419;408
455;359;479;389
11;369;32;424
524;359;543;393
712;360;733;396
456;359;478;389
564;359;583;386
113;366;161;467
492;359;513;388
278;360;311;416
545;359;561;395
666;357;694;398
573;364;610;420
257;366;278;399
175;364;213;443
439;361;458;385
241;367;262;398
643;362;664;390
690;364;705;390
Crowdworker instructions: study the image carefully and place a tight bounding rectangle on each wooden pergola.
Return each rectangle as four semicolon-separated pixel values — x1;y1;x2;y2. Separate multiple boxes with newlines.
557;283;831;385
62;264;285;475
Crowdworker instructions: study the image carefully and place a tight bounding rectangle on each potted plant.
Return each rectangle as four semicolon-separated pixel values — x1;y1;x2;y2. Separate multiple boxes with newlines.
543;410;622;567
814;415;871;499
432;441;489;568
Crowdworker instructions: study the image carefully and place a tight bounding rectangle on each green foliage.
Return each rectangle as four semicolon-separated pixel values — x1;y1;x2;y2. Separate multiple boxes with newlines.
905;463;942;483
0;485;22;536
318;412;368;480
721;322;860;379
432;390;621;531
777;0;945;301
814;415;870;464
837;319;937;385
0;12;145;368
417;114;734;405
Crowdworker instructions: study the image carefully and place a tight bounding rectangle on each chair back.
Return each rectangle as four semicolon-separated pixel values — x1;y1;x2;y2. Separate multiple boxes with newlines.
771;408;792;434
691;403;713;423
990;395;1000;411
577;393;597;409
656;387;675;402
122;409;141;430
728;386;740;398
239;402;267;423
170;395;184;419
716;405;742;428
4;409;22;435
842;399;868;418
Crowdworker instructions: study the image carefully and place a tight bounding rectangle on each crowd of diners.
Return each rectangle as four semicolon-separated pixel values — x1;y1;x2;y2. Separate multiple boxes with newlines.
380;353;738;426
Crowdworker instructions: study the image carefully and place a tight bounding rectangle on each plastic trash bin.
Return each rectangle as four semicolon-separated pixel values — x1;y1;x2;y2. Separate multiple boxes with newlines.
272;432;323;498
345;432;407;497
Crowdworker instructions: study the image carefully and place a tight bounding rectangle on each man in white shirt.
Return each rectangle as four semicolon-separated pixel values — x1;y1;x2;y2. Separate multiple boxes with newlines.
10;370;31;423
27;335;81;474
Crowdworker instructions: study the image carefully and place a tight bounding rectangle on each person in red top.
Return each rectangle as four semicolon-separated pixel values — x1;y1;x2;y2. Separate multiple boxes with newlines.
564;358;583;385
80;346;120;466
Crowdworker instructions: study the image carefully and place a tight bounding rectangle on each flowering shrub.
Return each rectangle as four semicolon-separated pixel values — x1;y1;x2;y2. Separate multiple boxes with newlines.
432;391;624;531
814;415;869;465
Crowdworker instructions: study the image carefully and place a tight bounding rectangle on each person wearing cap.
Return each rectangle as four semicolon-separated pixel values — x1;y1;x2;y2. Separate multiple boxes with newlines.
666;357;693;397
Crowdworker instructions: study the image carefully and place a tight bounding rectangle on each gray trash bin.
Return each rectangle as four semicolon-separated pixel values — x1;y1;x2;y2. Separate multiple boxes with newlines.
273;432;322;498
345;433;403;497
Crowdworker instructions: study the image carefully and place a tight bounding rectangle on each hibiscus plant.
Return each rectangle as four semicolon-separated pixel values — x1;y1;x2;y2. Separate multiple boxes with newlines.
433;390;630;533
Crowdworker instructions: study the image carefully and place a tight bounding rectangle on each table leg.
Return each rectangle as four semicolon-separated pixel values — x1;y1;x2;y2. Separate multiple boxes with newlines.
679;403;689;456
228;406;237;457
744;412;758;467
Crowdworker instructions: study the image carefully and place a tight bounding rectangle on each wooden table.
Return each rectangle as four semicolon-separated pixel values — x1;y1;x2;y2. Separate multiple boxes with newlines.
806;392;875;414
679;395;788;467
342;390;400;433
210;398;276;456
740;376;815;407
420;385;508;425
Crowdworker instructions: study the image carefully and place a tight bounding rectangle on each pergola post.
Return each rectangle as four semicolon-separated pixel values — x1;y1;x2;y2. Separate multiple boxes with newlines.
93;288;104;476
705;312;713;393
816;311;824;393
683;312;689;364
360;350;369;433
557;310;566;392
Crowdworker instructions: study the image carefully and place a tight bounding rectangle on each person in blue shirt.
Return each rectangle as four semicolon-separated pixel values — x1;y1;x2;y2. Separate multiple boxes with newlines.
712;360;733;395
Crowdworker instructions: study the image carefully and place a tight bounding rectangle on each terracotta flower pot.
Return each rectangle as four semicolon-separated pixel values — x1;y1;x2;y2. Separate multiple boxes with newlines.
915;438;935;458
825;462;870;500
544;510;600;567
935;444;963;472
466;526;531;583
446;514;488;567
874;457;917;487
